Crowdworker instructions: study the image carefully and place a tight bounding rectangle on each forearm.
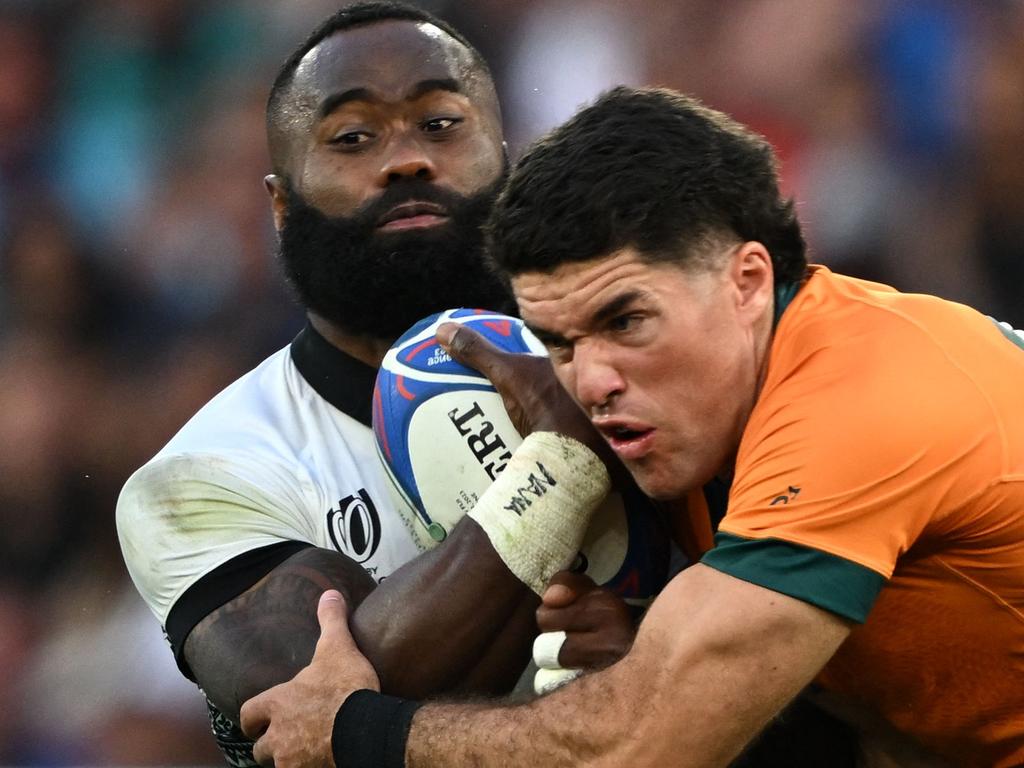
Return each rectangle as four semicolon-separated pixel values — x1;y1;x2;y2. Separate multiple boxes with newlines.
353;431;612;697
401;565;850;768
239;564;850;768
404;631;705;768
187;547;377;721
406;651;650;768
188;523;540;721
351;520;539;697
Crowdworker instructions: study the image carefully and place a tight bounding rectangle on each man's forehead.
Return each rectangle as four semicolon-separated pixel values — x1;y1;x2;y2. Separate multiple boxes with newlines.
293;20;477;105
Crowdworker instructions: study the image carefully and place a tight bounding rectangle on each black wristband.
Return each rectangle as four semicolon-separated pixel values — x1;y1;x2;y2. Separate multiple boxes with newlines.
332;689;423;768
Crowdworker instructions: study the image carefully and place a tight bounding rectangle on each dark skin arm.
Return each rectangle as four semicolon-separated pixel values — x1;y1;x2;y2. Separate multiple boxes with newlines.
187;323;613;724
186;521;539;723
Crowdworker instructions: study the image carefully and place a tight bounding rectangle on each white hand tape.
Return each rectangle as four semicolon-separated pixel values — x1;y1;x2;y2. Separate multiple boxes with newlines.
532;630;568;670
534;666;582;696
468;432;610;595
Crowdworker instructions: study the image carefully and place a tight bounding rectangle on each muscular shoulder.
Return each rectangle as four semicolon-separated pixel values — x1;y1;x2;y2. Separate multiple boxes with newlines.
118;339;388;544
155;341;394;504
117;449;321;624
158;344;342;461
116;345;390;620
759;268;1016;455
726;269;1022;576
771;268;1020;400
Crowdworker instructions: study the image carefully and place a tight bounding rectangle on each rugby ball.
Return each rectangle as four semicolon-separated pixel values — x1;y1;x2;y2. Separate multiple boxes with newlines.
373;308;669;604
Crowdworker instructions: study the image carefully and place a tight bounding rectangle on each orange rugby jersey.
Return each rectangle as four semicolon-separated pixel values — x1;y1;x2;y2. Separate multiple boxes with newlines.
701;266;1024;767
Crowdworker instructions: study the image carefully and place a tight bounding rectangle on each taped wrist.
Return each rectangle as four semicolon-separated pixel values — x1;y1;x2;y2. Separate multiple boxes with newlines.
468;431;610;595
332;689;421;768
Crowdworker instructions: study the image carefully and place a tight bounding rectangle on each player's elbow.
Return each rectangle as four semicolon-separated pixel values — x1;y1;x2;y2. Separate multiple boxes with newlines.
348;617;441;698
597;715;741;768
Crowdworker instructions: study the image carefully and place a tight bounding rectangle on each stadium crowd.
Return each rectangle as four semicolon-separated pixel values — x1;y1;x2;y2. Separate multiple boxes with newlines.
1;0;1022;764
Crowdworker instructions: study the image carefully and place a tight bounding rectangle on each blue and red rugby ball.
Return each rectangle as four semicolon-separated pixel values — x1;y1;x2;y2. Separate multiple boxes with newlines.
373;308;670;606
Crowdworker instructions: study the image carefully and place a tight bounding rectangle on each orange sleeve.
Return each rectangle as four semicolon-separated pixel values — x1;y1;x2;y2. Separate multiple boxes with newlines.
722;298;1001;578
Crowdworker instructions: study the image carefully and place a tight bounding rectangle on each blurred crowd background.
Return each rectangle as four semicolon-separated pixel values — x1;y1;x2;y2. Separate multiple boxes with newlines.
0;0;1021;764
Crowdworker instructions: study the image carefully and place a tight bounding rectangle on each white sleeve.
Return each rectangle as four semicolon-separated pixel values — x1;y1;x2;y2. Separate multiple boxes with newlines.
116;452;319;626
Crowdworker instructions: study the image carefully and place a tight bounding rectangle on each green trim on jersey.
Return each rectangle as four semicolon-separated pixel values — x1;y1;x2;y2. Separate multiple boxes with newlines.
773;281;800;329
990;317;1024;352
701;532;886;623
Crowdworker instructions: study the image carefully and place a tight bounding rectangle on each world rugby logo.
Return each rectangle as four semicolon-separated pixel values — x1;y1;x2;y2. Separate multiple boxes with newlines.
326;488;382;563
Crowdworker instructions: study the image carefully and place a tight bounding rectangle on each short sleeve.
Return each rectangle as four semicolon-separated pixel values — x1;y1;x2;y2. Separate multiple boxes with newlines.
116;452;319;627
704;303;1000;619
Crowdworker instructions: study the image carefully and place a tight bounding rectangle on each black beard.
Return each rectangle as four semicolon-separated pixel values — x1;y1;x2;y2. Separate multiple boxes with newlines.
278;177;515;341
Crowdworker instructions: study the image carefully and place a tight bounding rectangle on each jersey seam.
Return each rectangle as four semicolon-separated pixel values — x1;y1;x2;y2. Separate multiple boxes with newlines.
932;556;1024;625
933;473;1024;544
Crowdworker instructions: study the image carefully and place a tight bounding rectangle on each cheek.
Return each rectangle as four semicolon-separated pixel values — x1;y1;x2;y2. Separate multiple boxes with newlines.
685;341;754;445
646;336;742;421
300;155;372;217
445;134;503;188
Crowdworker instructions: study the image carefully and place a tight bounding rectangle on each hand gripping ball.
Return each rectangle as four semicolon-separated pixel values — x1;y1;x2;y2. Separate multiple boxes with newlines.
373;308;669;609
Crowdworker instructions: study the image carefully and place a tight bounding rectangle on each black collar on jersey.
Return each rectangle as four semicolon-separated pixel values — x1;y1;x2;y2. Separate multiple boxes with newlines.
290;322;377;426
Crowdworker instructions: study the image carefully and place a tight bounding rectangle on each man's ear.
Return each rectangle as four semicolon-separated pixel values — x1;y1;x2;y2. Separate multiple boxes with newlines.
731;241;774;323
265;175;289;232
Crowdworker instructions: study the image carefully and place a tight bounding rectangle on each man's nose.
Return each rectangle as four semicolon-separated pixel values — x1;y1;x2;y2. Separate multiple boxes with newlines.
570;341;626;414
378;134;437;185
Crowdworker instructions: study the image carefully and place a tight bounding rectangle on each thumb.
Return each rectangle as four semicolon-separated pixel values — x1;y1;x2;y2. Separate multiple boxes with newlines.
542;570;597;608
312;589;355;660
436;322;511;386
239;688;272;740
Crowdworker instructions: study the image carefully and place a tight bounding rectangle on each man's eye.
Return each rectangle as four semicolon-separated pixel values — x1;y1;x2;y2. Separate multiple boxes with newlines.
609;314;642;332
421;117;462;133
544;339;573;363
331;130;372;146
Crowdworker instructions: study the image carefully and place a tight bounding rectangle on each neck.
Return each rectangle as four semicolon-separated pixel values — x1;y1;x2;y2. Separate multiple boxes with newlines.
752;297;776;398
716;296;777;485
308;312;393;367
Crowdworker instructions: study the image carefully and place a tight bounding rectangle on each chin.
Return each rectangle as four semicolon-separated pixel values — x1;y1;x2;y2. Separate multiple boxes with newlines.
640;482;690;501
629;449;721;500
630;465;692;501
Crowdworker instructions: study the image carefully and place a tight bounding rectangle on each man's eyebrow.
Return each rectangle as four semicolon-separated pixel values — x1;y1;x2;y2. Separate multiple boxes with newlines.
317;79;463;120
592;290;646;325
405;77;462;101
317;87;374;119
523;322;567;348
524;291;648;348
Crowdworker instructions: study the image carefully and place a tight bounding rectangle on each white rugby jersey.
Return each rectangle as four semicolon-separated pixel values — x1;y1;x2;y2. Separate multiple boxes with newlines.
117;324;424;676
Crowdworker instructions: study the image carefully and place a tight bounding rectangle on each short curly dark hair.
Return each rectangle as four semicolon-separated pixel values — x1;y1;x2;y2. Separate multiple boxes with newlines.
486;87;806;285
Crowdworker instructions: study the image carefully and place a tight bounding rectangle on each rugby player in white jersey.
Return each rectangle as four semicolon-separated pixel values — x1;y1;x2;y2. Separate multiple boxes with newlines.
117;3;630;765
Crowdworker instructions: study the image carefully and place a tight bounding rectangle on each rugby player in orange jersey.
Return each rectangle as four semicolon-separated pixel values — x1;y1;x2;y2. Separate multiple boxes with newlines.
242;87;1024;768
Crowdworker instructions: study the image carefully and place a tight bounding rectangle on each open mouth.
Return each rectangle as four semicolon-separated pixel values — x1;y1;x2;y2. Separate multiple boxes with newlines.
595;419;656;459
377;201;449;231
607;425;649;441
